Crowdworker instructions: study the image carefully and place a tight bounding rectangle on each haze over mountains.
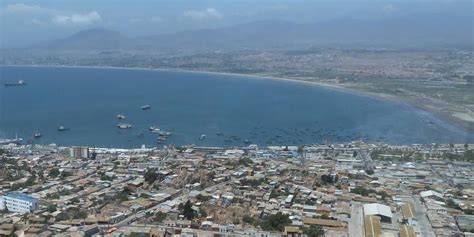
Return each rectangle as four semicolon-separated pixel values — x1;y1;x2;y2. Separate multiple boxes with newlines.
22;16;474;51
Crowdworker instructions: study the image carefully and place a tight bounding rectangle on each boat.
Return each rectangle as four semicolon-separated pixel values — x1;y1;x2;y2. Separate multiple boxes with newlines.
58;125;69;131
150;127;161;133
34;132;42;138
117;114;126;119
141;105;151;110
117;123;132;129
157;136;167;144
199;134;206;140
4;80;27;87
158;131;171;136
149;126;159;131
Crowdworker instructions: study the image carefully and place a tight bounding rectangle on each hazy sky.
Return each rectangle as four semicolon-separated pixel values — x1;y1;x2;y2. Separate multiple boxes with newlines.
0;0;472;48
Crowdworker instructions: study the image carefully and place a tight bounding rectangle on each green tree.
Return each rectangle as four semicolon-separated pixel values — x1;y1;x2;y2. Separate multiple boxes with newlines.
182;200;195;220
260;212;291;232
48;168;60;177
155;211;167;222
196;194;210;202
200;208;207;217
144;169;159;184
243;215;256;225
302;225;325;237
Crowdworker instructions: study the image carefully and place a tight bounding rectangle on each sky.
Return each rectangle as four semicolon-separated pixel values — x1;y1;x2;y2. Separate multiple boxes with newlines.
0;0;472;48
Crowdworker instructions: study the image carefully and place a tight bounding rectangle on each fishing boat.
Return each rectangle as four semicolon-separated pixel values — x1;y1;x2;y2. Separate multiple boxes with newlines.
34;132;42;138
4;80;27;87
141;105;151;110
117;123;132;129
58;125;69;131
158;131;171;136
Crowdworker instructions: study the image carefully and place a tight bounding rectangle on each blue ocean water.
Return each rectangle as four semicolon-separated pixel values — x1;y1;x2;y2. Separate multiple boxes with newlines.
0;66;473;148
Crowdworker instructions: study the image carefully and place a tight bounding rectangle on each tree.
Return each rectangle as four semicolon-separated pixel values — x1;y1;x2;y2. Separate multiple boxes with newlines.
320;214;330;220
200;208;207;217
155;211;167;222
196;194;210;202
182;200;195;220
260;212;291;232
144;169;159;184
302;225;325;237
46;204;57;212
48;168;60;177
60;171;72;179
243;215;256;225
70;197;79;204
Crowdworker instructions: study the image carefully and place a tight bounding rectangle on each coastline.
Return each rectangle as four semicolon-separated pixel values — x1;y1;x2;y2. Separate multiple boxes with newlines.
2;64;474;134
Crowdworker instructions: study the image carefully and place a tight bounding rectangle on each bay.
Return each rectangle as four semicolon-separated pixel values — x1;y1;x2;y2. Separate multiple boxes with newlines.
0;66;472;148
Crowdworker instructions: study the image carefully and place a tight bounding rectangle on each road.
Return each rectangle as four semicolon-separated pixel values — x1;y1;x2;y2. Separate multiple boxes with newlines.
349;202;364;237
413;196;435;237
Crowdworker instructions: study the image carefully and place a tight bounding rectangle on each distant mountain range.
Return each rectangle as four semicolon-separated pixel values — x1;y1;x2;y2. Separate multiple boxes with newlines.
27;17;473;51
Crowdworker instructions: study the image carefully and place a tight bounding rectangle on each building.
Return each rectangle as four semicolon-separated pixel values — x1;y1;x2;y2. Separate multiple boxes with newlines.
70;146;89;159
456;215;474;232
364;215;381;237
401;202;416;225
1;192;39;213
420;190;444;202
363;203;393;223
0;196;4;210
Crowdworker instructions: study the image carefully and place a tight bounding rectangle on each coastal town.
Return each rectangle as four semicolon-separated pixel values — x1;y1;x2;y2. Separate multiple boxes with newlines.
1;141;473;237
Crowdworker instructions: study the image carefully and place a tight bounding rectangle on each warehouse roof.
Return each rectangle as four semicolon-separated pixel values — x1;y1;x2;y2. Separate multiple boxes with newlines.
400;225;416;237
401;202;415;220
364;203;393;219
364;216;381;237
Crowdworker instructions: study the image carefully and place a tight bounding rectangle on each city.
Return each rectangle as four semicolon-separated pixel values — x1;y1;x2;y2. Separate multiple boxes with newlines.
1;1;473;237
1;142;473;236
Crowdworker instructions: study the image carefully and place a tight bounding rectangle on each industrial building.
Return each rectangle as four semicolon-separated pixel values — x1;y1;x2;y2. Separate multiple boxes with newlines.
363;203;393;223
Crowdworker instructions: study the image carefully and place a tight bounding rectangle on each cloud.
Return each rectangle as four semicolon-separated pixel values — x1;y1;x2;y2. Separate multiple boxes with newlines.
182;8;222;21
52;11;101;26
4;3;48;14
2;4;101;26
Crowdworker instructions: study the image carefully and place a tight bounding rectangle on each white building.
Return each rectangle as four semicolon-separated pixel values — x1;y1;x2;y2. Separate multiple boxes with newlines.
1;192;39;213
0;196;4;210
363;203;393;223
